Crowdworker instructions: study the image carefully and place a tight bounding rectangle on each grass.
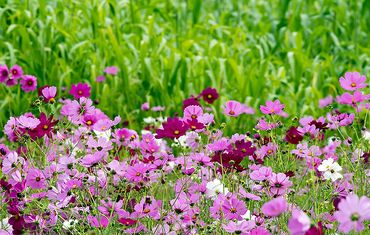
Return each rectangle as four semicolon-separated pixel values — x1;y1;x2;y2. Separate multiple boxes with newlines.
1;0;370;134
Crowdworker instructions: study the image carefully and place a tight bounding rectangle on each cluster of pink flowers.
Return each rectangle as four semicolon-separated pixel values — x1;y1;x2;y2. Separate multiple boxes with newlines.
0;64;37;92
0;72;370;234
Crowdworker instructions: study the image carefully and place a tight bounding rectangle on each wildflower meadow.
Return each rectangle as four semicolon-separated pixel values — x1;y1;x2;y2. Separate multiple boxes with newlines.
0;1;370;234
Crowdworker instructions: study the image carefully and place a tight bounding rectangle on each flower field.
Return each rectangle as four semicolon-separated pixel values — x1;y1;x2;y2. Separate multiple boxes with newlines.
0;0;370;234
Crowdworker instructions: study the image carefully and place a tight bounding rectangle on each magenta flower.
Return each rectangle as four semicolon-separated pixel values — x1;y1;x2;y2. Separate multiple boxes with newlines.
221;195;248;220
288;209;311;235
26;168;46;189
10;65;23;79
339;72;366;91
20;75;37;92
261;197;288;217
200;87;219;104
69;83;91;99
222;100;244;117
334;194;370;233
125;163;151;183
104;66;119;75
155;117;189;139
80;152;105;167
0;64;9;83
260;100;285;116
183;96;201;110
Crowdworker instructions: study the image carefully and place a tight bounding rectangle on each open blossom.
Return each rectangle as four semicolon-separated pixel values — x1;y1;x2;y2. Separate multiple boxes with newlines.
20;75;37;92
26;168;46;189
206;179;229;199
221;195;248;220
40;86;57;103
260;100;285;116
334;194;370;233
336;90;369;106
201;87;219;104
155;117;188;139
222;100;244;117
70;83;91;99
183;105;203;120
339;72;367;91
0;64;23;86
317;158;342;182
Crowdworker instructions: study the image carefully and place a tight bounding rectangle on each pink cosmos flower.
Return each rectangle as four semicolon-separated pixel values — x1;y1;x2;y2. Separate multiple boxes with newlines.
223;220;256;234
125;163;151;183
256;119;279;131
104;66;119;75
261;197;288;217
41;86;57;103
2;152;20;174
0;64;23;86
80;152;105;167
26;168;46;189
288;209;311;235
17;115;40;129
260;100;285;116
184;105;203;120
319;95;333;108
69;83;91;99
268;173;293;196
334;194;370;233
87;215;109;228
250;166;273;181
337;90;369;106
20;75;37;92
133;197;162;220
221;195;248;220
339;72;367;91
222;100;244;117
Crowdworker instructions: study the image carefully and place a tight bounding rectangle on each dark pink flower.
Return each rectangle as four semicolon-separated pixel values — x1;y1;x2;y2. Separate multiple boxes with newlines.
155;117;189;139
201;87;219;104
20;75;37;92
261;197;288;217
0;64;9;82
339;72;367;91
69;83;91;99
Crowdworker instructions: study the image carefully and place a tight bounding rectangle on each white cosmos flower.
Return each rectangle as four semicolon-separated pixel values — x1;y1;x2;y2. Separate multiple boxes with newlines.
143;117;156;124
362;129;370;140
206;179;229;199
317;158;343;182
62;219;78;230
